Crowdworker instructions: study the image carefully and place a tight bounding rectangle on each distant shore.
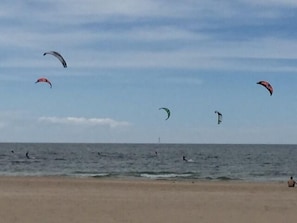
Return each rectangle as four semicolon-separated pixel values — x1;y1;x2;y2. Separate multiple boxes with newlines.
0;176;295;223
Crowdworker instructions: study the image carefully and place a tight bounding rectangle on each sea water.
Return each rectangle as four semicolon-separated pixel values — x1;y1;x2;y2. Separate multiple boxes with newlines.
0;143;296;182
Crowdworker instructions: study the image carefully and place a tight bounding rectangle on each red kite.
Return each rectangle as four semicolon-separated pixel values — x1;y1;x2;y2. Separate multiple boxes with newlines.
35;77;52;88
257;81;273;96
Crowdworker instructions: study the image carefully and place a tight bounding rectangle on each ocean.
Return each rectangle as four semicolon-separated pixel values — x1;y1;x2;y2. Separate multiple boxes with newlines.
0;143;296;182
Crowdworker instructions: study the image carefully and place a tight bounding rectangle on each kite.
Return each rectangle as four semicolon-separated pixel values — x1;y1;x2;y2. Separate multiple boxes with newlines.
35;77;52;88
159;107;170;120
43;51;67;68
214;110;222;124
257;81;273;96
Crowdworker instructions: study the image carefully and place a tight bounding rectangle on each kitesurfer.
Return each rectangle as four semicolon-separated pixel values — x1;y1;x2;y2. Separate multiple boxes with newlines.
183;156;188;162
26;151;30;159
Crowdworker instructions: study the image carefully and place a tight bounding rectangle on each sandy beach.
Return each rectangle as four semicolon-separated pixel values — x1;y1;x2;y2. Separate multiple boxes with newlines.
0;177;295;223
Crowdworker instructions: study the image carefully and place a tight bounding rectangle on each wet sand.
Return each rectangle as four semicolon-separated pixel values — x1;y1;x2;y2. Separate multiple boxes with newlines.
0;177;295;223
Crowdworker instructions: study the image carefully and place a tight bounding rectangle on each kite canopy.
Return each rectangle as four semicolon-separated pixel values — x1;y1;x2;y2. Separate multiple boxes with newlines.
35;77;52;88
159;107;170;120
214;110;222;124
43;51;67;68
257;81;273;96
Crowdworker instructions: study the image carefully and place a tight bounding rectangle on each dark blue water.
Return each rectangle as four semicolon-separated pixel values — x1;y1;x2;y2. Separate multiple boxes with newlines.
0;143;296;182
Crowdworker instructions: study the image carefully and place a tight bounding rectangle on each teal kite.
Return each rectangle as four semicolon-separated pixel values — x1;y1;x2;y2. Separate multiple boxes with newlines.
159;107;170;120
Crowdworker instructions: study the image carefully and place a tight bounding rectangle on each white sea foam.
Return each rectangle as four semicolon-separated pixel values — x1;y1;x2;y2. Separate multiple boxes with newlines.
140;173;192;179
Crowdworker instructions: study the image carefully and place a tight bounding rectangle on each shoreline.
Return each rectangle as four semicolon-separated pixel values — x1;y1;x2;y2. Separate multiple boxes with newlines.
0;172;289;183
0;176;295;223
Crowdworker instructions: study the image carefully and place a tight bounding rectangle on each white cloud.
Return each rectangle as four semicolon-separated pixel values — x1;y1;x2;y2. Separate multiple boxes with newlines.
95;26;206;42
61;0;161;17
0;1;296;77
0;0;277;27
0;0;296;73
0;0;293;27
241;0;297;7
38;116;131;128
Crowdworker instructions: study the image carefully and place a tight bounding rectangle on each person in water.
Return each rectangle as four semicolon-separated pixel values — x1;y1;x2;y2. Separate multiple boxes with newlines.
288;176;296;187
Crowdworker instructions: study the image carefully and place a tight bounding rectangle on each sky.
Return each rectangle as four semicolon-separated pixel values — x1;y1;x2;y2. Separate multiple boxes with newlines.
1;0;297;144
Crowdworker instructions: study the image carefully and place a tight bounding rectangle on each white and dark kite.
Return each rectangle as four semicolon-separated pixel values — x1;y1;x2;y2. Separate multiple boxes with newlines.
43;51;67;68
214;110;222;124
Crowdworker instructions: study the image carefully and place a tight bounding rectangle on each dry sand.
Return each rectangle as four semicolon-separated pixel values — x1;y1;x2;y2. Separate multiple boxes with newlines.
0;177;296;223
